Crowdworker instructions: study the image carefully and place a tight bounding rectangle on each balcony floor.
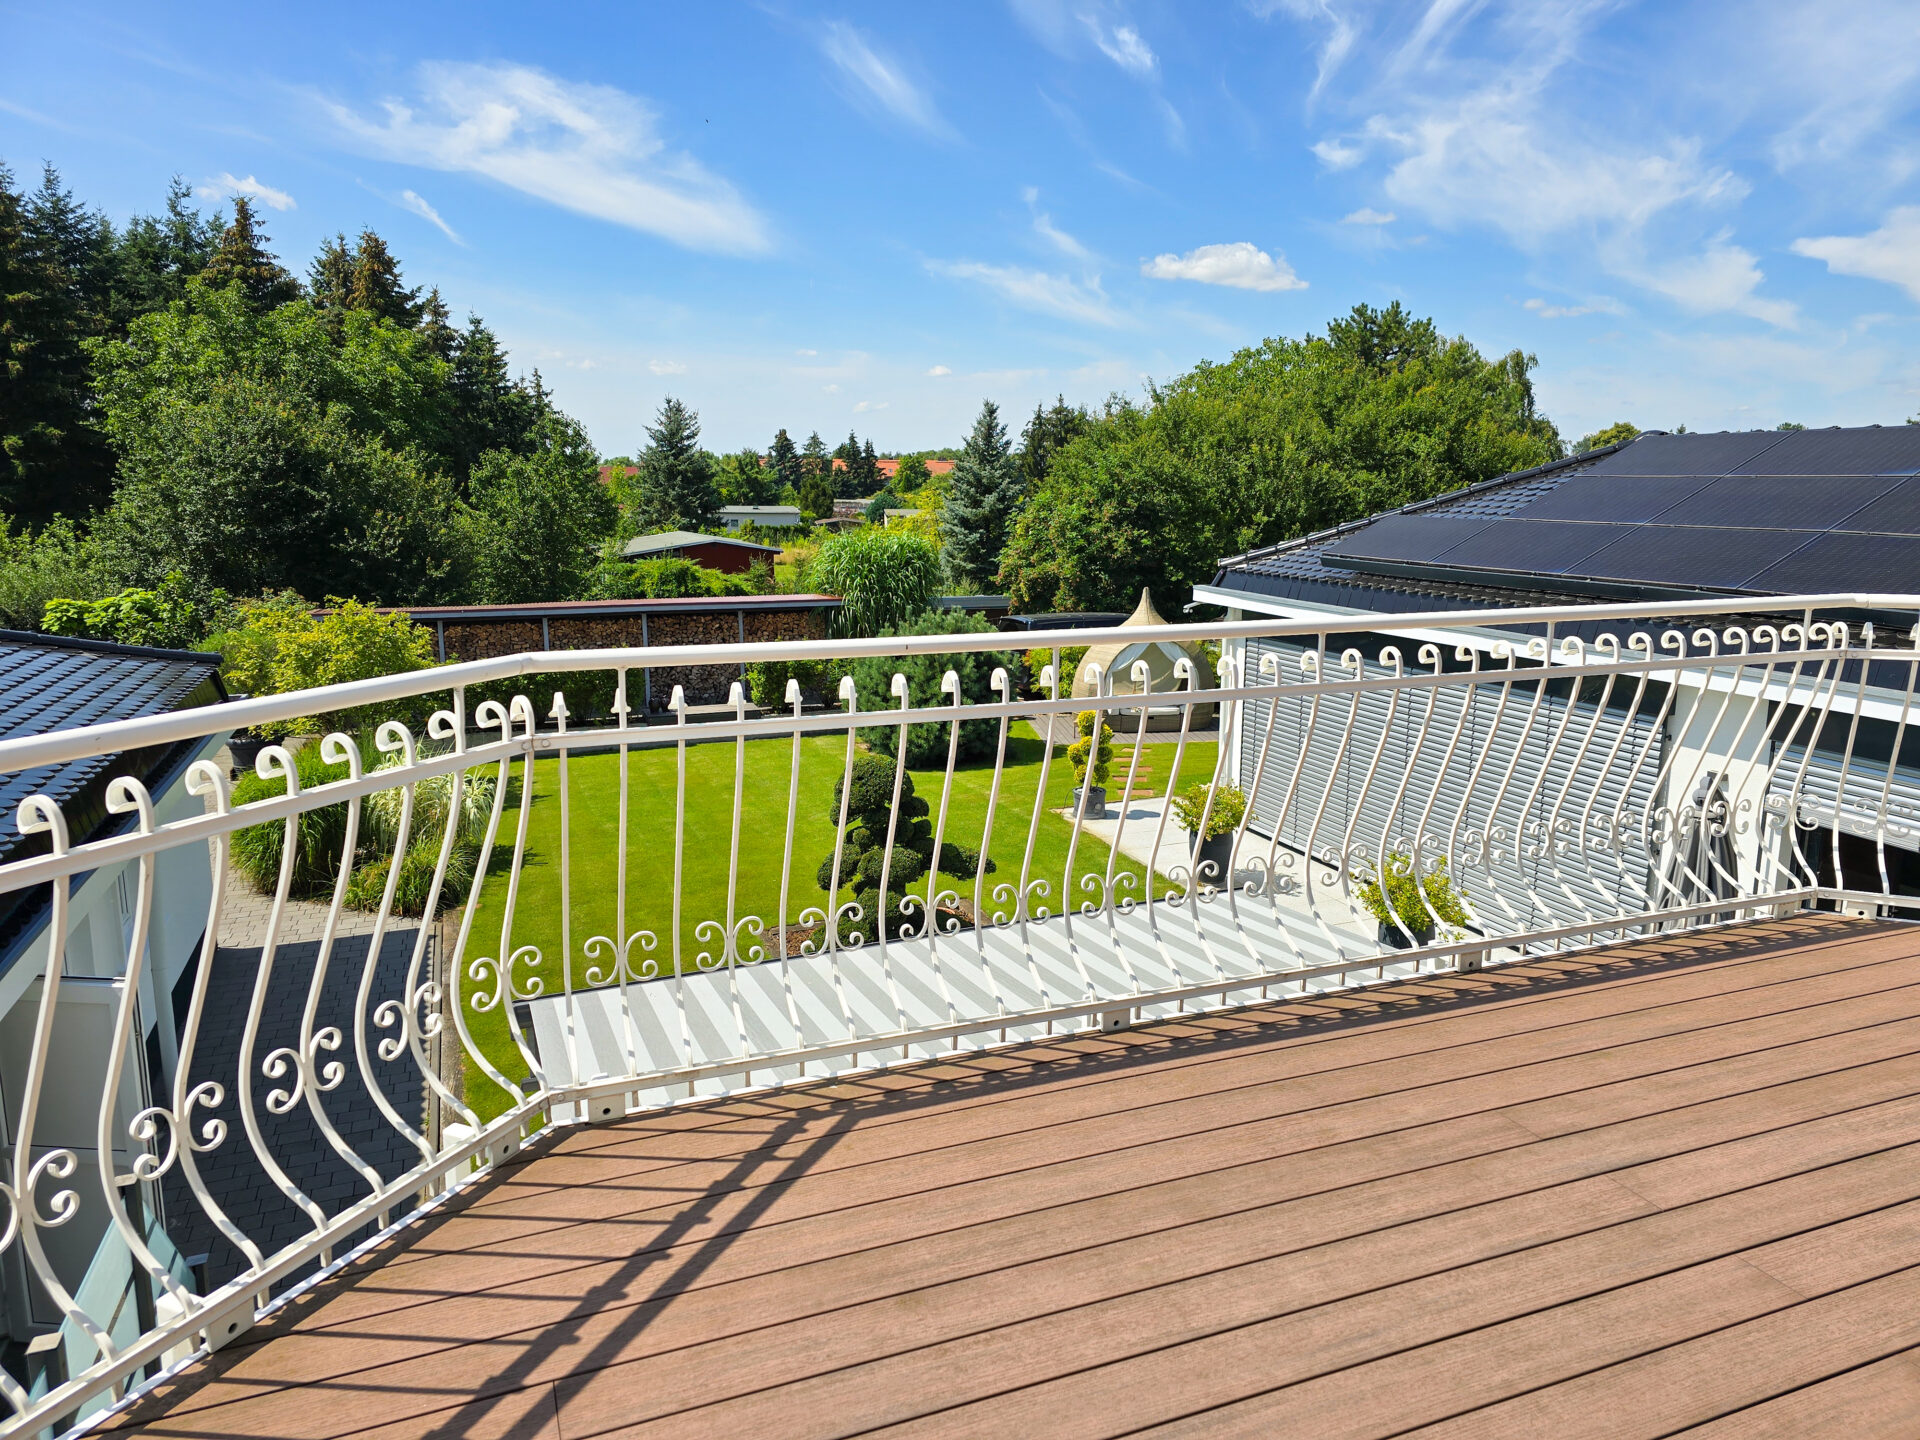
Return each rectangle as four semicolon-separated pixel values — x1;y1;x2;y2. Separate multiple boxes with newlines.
104;912;1920;1439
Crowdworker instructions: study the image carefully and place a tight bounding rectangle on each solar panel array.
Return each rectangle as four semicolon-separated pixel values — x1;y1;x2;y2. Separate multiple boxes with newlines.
1322;426;1920;595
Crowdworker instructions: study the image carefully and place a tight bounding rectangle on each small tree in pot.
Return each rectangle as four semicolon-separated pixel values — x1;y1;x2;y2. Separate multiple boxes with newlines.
1171;781;1247;885
1067;710;1113;817
1356;852;1472;949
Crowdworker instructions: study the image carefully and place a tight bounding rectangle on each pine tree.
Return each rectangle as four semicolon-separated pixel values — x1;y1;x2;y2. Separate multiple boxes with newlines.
308;232;355;335
26;165;110;337
860;437;881;496
943;399;1024;592
833;429;858;494
1019;394;1089;486
632;396;719;532
1;164;110;521
100;177;220;334
199;196;300;309
449;314;536;482
769;427;801;489
416;287;457;360
800;430;830;492
347;229;421;325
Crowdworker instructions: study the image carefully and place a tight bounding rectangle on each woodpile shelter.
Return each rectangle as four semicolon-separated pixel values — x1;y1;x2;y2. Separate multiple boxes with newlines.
385;595;840;712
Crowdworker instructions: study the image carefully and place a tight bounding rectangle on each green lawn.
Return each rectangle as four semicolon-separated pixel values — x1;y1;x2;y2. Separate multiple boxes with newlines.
453;725;1217;1116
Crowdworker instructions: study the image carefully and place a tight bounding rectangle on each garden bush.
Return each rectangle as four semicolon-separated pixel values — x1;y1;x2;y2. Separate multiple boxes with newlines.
208;595;440;740
849;612;1024;768
1356;851;1472;939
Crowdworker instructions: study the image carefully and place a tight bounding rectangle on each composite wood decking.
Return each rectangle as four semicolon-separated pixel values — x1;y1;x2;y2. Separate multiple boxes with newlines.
100;912;1920;1439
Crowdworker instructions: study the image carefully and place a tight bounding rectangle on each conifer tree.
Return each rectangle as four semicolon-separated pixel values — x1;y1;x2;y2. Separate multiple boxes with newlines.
860;437;881;496
801;430;829;490
100;178;220;334
308;232;354;335
199;196;300;309
347;229;420;325
27;165;109;336
1019;393;1089;486
833;429;858;493
769;427;801;489
416;287;457;360
0;164;109;521
631;396;719;532
943;399;1024;591
448;315;535;481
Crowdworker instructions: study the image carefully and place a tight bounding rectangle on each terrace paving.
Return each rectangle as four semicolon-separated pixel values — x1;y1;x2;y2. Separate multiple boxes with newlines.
104;911;1920;1438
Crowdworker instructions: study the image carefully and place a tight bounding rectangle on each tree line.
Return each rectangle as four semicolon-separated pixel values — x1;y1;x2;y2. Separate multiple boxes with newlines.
0;162;610;623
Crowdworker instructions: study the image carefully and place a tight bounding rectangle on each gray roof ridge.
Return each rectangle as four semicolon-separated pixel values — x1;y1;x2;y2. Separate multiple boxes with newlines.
0;627;223;665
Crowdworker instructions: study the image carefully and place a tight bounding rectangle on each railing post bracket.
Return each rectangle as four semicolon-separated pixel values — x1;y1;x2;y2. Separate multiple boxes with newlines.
1099;1008;1132;1033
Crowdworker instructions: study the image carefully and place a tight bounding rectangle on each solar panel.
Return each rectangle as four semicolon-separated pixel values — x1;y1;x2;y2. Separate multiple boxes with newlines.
1506;475;1715;523
1428;519;1624;574
1573;526;1817;591
1323;513;1495;564
1746;532;1920;594
1581;430;1792;477
1725;426;1920;476
1652;475;1905;530
1831;476;1920;535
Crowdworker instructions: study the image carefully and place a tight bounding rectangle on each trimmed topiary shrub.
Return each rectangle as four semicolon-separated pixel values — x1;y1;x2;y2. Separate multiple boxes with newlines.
815;755;994;940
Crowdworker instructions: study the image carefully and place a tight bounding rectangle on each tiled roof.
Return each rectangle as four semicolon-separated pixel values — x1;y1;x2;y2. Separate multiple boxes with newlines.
0;631;227;953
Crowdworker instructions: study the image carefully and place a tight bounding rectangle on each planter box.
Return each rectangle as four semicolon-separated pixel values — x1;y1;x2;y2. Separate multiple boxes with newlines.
1377;920;1435;951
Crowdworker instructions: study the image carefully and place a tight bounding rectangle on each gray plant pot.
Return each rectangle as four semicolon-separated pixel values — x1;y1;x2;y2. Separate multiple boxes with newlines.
1191;831;1234;883
1072;786;1107;818
228;733;268;775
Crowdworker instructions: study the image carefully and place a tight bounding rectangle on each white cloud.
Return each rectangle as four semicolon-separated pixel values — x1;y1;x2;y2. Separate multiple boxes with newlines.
1141;242;1306;293
324;62;768;255
853;399;889;413
1341;207;1395;225
1312;138;1364;170
1618;237;1797;328
927;364;952;376
1085;17;1156;75
195;172;296;211
648;359;687;375
397;188;461;243
1792;207;1920;304
796;348;819;356
820;21;949;137
1022;185;1089;259
1524;296;1622;319
926;259;1121;326
823;383;841;394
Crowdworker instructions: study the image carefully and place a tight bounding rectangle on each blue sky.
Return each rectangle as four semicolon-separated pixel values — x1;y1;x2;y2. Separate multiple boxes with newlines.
5;1;1920;455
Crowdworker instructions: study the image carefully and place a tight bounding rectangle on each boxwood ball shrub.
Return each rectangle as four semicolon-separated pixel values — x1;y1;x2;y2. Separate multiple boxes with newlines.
816;755;993;940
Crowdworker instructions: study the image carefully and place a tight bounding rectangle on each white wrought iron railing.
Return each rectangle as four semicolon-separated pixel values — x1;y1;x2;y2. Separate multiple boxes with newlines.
2;593;1919;1433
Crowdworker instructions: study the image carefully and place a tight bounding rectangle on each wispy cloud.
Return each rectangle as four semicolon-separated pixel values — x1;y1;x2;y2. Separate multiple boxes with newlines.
322;62;769;255
927;364;952;376
1524;296;1622;319
397;188;461;243
819;21;950;137
1141;242;1306;292
648;359;687;375
1249;0;1362;102
1341;207;1395;225
1792;207;1920;304
926;258;1121;326
196;172;296;211
1616;237;1797;329
1312;138;1364;170
1084;16;1156;75
853;399;889;413
1022;186;1089;259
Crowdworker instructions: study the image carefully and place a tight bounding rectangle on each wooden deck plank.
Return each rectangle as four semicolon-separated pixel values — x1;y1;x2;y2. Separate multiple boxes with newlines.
1674;1351;1920;1439
101;916;1920;1440
185;948;1920;1383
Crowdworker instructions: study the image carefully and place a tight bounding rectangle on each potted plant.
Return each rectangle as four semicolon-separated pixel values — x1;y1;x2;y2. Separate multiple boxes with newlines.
1171;781;1247;883
1067;710;1113;817
1356;852;1472;948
